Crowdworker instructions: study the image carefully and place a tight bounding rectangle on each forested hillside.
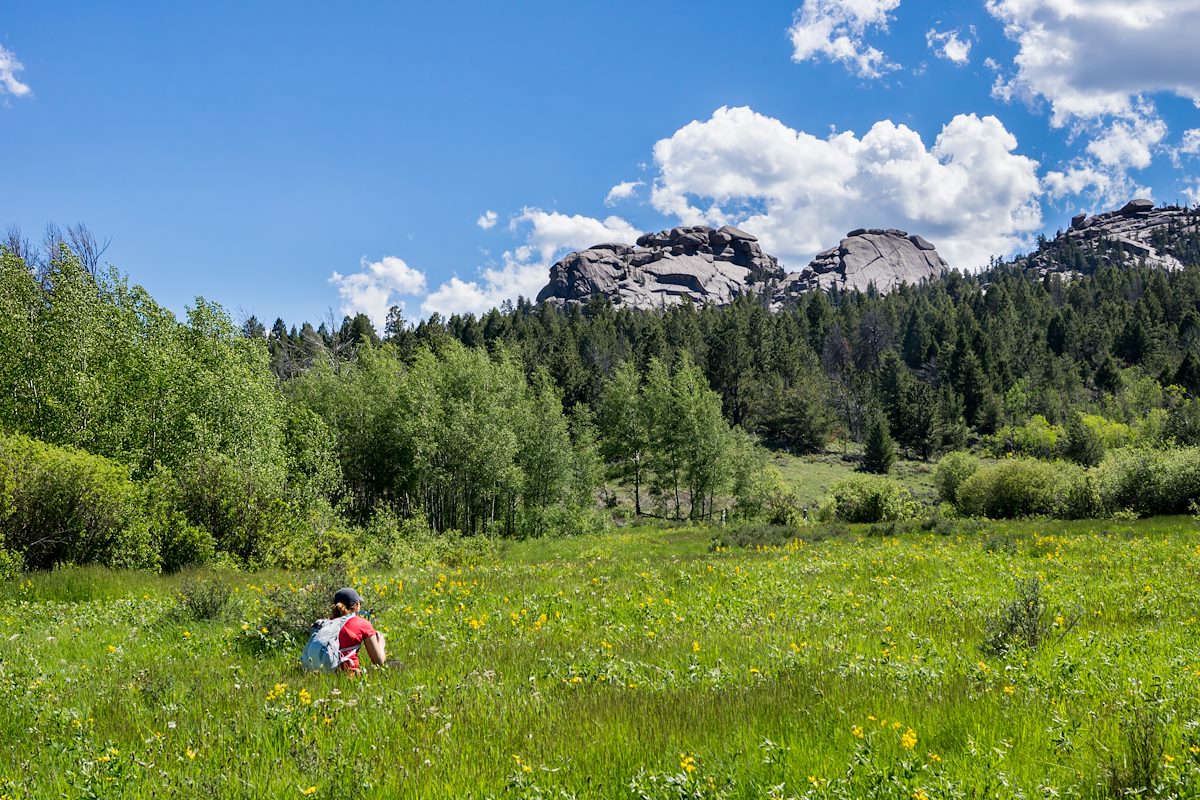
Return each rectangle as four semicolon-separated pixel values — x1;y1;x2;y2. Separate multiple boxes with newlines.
272;254;1200;459
3;225;1200;575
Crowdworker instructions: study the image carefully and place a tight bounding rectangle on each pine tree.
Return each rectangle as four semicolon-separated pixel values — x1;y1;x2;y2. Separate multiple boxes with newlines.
1061;411;1104;467
861;409;896;474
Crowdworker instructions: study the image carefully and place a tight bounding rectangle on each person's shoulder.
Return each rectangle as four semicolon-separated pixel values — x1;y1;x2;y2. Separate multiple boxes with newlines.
345;614;376;636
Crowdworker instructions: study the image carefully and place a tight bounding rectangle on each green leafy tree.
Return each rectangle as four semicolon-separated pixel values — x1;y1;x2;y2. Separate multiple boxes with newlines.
599;360;649;516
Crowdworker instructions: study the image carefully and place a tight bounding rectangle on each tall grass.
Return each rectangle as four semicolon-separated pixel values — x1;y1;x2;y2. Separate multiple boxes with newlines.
2;518;1200;797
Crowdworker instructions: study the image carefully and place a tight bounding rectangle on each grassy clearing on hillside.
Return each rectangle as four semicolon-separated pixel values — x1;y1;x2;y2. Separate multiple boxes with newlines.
3;518;1200;798
769;448;940;509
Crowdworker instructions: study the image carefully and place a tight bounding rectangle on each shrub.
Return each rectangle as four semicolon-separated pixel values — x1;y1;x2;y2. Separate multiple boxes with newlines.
1102;696;1166;797
0;433;157;571
239;564;352;652
171;452;289;567
981;577;1048;656
143;467;215;573
823;475;921;524
1081;414;1135;450
730;463;801;526
176;574;233;621
268;499;358;571
0;536;20;581
518;504;610;539
1061;469;1103;519
709;523;802;550
988;415;1059;459
934;451;979;504
954;458;1081;519
1094;446;1200;517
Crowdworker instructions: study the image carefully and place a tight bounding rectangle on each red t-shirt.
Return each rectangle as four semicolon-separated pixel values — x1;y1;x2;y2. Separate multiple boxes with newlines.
337;615;377;673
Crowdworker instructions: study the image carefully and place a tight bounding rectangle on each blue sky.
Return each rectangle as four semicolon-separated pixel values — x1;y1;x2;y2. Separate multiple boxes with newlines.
2;1;1199;329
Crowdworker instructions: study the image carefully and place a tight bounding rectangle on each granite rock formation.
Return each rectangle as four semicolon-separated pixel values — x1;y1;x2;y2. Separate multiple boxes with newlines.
535;225;951;309
535;225;783;308
777;228;948;297
1022;199;1197;277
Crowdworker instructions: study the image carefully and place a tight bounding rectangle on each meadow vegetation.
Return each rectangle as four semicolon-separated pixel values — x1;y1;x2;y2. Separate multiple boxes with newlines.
3;518;1200;798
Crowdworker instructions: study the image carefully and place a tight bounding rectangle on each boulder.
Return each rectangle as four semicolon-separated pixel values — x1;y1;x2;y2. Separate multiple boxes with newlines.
719;225;758;242
1119;198;1154;216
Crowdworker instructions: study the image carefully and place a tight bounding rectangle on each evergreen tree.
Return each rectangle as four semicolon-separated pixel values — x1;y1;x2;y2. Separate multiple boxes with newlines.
1061;412;1104;467
861;409;896;474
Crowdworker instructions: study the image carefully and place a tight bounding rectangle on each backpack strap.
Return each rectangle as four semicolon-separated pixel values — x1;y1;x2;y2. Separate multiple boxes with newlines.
334;613;363;664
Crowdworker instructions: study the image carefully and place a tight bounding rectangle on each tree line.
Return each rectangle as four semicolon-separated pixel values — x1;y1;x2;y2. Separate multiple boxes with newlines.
0;242;758;574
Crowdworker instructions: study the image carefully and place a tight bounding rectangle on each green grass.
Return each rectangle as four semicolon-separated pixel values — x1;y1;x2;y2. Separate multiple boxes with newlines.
770;448;940;508
3;517;1200;798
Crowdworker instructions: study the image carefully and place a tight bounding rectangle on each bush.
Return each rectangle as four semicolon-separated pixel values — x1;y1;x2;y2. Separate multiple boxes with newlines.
934;451;979;504
730;463;802;526
0;537;20;581
980;577;1048;657
1094;446;1200;517
988;415;1059;459
0;433;157;571
1103;696;1166;797
239;564;352;652
823;474;922;524
172;452;289;567
267;499;358;571
709;523;802;550
176;574;234;620
518;504;610;539
954;458;1081;519
1062;469;1104;519
143;467;215;573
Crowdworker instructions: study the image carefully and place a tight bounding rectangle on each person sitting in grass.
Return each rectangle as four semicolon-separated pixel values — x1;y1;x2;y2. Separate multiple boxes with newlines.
330;587;386;673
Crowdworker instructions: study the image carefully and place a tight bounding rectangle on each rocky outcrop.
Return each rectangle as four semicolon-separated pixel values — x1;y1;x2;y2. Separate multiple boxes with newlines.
535;225;783;308
536;224;952;309
1022;200;1197;277
777;228;948;297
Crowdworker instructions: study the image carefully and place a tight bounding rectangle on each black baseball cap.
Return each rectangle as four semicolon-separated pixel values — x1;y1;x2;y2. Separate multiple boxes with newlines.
333;587;363;607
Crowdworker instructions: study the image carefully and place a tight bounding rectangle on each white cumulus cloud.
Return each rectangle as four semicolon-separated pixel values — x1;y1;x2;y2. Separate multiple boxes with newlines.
925;28;972;64
604;180;645;206
648;105;1042;272
1042;103;1167;206
986;0;1200;124
1180;129;1200;156
1183;179;1200;207
421;209;641;317
1086;112;1167;170
789;0;902;78
0;45;31;98
329;255;427;330
476;210;498;229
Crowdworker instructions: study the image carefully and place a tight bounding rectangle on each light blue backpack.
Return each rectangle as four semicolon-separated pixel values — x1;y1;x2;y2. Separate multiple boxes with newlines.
300;614;360;672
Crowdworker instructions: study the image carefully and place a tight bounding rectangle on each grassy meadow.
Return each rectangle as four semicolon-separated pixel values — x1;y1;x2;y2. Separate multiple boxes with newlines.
3;517;1200;798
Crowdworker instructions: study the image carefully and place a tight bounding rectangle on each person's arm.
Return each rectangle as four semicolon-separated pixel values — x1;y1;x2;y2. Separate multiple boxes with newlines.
362;631;386;666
